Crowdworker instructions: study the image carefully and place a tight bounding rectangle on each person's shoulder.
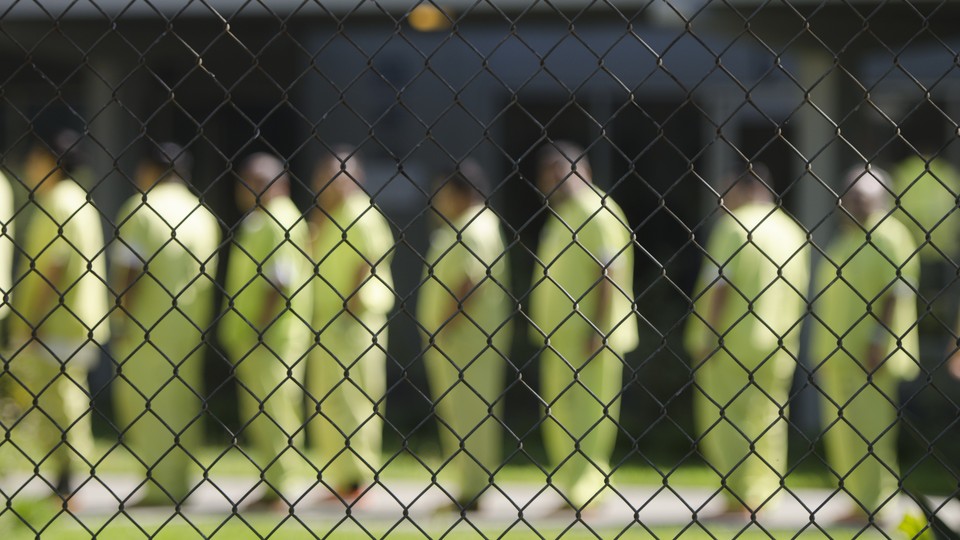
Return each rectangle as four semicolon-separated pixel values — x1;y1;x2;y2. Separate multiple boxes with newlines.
352;193;392;231
872;213;915;247
711;209;750;240
459;205;503;241
264;196;305;227
117;191;145;221
52;180;94;216
764;205;807;240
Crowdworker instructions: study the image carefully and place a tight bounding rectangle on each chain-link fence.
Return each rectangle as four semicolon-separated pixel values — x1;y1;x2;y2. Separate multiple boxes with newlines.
2;1;960;538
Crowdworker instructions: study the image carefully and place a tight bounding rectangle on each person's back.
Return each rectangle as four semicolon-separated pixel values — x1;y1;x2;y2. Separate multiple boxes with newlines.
684;166;809;516
115;182;219;330
7;130;108;505
531;188;637;353
308;148;395;504
418;162;513;512
218;153;312;509
892;154;960;261
813;211;919;381
811;167;919;524
12;179;109;347
221;195;312;354
111;145;220;505
312;189;394;329
694;203;808;356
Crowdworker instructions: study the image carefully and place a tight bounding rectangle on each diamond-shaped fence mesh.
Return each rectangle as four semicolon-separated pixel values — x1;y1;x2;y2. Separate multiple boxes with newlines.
3;1;960;538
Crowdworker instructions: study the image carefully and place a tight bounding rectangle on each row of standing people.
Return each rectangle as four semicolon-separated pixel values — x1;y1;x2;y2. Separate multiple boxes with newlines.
0;134;640;515
686;162;946;524
1;130;942;522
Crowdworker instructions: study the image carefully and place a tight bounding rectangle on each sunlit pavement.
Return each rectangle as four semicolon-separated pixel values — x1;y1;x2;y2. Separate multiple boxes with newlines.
4;473;955;533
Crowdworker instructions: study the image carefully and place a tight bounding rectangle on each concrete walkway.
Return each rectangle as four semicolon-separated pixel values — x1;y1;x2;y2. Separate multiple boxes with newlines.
4;473;958;535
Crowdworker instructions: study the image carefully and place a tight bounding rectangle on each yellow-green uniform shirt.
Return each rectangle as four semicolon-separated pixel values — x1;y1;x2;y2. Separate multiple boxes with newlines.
530;188;638;355
812;213;920;381
418;205;511;347
112;182;220;352
219;197;313;361
893;155;960;261
313;191;394;329
684;202;809;366
9;180;109;354
0;171;13;321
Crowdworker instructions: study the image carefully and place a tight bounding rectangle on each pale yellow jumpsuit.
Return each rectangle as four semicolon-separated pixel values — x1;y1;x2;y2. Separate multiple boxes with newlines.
309;191;394;490
219;197;313;500
418;204;513;504
684;202;809;509
811;212;919;516
8;179;110;489
530;187;638;509
111;182;220;504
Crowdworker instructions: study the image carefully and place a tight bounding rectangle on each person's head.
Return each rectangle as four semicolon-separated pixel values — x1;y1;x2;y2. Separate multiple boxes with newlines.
23;129;83;191
432;158;489;222
840;165;891;225
536;141;592;201
136;142;192;192
313;146;364;210
235;153;289;213
721;162;774;210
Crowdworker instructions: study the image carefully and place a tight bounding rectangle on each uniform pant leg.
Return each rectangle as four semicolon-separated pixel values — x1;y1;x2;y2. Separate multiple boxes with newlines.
426;341;505;503
236;347;303;499
541;342;623;508
13;355;92;493
354;334;386;486
694;349;749;506
822;368;901;515
716;349;793;509
151;340;204;503
114;343;166;501
115;333;203;504
310;320;385;491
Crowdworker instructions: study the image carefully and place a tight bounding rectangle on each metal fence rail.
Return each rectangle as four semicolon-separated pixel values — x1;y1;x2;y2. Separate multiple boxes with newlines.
2;1;960;538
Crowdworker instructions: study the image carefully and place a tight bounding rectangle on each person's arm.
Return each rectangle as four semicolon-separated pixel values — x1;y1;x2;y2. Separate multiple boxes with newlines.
588;263;615;355
28;258;67;330
949;346;960;380
441;276;476;328
346;260;371;315
700;281;730;357
116;263;140;311
259;257;291;329
258;285;284;329
866;294;897;372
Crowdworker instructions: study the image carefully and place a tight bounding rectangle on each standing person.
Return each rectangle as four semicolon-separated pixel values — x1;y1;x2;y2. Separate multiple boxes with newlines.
219;153;313;509
892;151;960;369
7;130;110;506
811;167;920;524
683;164;809;516
892;149;960;265
111;143;219;506
418;160;513;513
308;147;394;504
529;141;638;513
